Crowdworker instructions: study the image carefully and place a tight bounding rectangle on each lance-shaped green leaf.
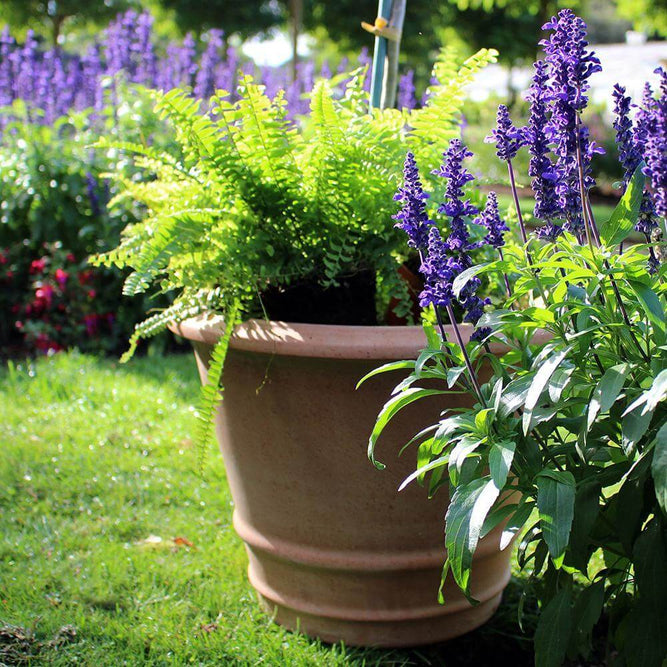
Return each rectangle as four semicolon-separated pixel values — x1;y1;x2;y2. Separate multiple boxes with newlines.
452;263;490;299
399;454;450;492
500;500;535;550
600;164;644;246
652;422;667;515
368;388;445;469
489;439;516;488
534;587;572;667
627;280;666;336
622;403;653;455
587;363;629;432
536;469;576;567
569;581;604;658
445;477;500;600
356;360;415;389
523;346;572;435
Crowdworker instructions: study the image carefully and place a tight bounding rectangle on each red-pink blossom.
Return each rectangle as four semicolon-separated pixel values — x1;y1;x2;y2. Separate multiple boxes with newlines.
54;268;68;289
30;258;46;274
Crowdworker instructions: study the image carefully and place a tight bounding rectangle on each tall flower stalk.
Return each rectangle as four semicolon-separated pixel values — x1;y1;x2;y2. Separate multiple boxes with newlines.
486;104;528;245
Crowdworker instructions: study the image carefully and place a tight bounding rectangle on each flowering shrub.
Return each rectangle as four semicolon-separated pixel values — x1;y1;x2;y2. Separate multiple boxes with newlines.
367;10;666;667
0;85;172;356
0;10;418;131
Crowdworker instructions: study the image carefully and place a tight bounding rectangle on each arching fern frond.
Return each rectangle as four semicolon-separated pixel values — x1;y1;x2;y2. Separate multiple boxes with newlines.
194;299;240;472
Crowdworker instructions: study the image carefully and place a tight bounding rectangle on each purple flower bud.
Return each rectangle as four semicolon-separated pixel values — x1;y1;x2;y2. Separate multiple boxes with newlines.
526;60;563;233
541;10;602;235
643;68;667;219
485;104;523;162
397;70;417;110
475;192;509;249
432;139;478;252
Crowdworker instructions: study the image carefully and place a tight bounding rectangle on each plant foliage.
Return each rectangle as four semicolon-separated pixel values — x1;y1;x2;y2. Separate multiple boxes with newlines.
95;48;498;452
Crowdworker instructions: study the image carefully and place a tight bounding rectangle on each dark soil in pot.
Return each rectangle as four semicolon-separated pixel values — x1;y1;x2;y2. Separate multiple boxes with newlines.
259;268;378;326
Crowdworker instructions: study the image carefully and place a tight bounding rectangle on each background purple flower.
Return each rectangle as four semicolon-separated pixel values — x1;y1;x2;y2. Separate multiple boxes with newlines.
475;192;509;249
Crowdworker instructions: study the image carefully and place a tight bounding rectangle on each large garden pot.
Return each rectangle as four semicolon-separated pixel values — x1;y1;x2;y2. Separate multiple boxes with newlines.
171;316;513;647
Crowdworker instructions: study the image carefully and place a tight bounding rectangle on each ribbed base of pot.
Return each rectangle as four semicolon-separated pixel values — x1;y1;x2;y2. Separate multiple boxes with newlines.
241;517;512;648
255;588;504;648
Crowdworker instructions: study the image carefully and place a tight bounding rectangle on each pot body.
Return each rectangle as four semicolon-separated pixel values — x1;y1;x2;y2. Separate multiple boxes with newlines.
173;316;512;647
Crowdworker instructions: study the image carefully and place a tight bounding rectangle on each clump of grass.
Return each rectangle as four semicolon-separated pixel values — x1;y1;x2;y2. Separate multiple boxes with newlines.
0;352;539;665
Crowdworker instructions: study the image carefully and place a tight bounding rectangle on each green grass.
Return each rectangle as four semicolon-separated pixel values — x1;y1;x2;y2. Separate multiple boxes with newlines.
0;352;538;666
495;193;616;228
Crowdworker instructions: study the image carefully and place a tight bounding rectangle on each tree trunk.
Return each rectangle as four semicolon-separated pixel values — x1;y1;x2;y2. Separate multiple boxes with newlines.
289;0;303;83
51;14;66;46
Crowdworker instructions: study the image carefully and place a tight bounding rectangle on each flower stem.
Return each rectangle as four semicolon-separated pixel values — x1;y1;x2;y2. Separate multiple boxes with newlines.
444;303;486;408
498;247;512;300
507;161;528;245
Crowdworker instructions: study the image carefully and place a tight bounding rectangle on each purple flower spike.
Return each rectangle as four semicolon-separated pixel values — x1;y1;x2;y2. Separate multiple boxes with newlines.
526;60;563;235
432;139;479;252
542;9;602;235
613;84;643;185
421;140;488;334
643;68;667;219
393;152;432;250
397;70;417;111
485;105;523;162
475;192;509;249
419;226;457;308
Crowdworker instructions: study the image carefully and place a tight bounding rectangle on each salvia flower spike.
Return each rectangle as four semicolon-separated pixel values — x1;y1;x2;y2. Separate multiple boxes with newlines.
525;60;563;242
392;152;432;251
542;8;603;239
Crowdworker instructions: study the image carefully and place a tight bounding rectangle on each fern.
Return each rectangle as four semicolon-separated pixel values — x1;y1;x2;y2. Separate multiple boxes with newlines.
96;54;493;456
408;47;498;171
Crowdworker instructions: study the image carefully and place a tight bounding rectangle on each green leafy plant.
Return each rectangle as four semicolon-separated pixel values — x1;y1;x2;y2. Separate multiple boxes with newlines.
366;10;666;667
93;48;498;449
0;86;173;355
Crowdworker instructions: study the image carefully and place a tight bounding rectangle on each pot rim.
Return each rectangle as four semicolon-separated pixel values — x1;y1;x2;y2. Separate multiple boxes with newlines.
169;314;524;360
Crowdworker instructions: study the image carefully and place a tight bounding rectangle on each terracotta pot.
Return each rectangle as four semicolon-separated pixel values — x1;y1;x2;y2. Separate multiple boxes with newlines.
171;316;513;647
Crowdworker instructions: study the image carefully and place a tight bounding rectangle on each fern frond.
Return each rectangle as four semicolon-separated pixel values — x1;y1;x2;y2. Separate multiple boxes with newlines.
194;299;240;473
408;47;498;170
122;210;212;296
120;294;208;363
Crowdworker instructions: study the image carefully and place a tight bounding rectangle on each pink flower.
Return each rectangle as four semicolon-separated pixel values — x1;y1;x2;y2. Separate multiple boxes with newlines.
35;333;62;353
30;259;46;274
87;289;96;299
54;268;68;289
35;284;55;308
66;253;76;263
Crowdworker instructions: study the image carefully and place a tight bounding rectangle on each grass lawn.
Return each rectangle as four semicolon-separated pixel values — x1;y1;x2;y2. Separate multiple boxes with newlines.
0;352;538;666
495;193;616;228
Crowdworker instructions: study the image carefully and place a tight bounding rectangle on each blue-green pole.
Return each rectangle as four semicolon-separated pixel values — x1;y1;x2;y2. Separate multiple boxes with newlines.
369;0;394;110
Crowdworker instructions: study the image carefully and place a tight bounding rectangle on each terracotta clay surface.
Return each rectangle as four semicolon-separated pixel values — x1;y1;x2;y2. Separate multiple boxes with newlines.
172;316;514;647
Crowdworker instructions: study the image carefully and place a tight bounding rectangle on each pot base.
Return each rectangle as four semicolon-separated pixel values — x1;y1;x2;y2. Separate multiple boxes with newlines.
255;589;504;648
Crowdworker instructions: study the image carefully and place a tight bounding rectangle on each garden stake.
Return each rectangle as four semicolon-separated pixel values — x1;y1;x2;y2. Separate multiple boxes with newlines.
363;0;405;110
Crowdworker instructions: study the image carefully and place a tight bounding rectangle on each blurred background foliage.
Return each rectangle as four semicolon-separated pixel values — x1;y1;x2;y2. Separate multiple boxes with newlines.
1;0;664;73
